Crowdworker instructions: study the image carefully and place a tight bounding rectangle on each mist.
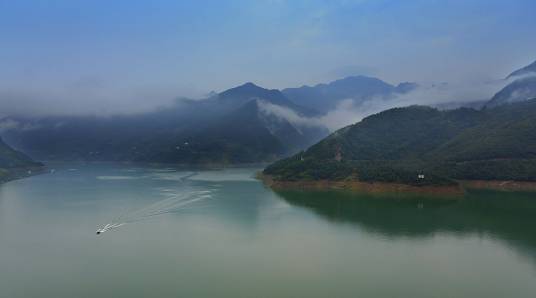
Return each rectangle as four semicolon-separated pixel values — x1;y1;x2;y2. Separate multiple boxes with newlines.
257;78;509;132
0;82;195;117
257;100;324;128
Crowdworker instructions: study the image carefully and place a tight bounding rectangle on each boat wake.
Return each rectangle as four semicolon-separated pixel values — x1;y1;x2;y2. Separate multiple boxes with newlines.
97;173;217;235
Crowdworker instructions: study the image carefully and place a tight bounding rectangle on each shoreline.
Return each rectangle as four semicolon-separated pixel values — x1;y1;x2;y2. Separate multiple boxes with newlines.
259;174;536;196
38;160;270;170
0;166;47;184
460;180;536;192
258;174;465;198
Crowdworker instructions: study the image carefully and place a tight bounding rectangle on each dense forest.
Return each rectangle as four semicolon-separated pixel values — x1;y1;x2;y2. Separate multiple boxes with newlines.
264;99;536;186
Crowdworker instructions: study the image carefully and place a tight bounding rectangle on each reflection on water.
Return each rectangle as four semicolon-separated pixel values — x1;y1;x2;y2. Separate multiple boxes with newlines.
274;189;536;265
1;163;536;298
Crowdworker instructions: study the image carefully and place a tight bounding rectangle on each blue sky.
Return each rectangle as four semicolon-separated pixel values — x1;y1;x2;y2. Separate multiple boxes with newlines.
1;0;535;114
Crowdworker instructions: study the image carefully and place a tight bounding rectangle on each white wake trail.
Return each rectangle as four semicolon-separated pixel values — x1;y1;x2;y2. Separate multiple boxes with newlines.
97;172;216;235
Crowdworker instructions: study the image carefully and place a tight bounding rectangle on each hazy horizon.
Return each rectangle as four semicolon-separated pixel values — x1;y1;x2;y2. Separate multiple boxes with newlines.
1;0;536;116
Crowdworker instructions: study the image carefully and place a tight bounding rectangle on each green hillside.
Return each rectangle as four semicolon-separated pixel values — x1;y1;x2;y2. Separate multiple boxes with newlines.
264;99;536;186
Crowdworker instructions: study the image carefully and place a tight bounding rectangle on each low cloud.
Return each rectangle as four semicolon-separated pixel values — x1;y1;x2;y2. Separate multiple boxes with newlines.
0;75;513;134
258;78;509;132
257;99;323;127
322;80;508;129
0;80;200;117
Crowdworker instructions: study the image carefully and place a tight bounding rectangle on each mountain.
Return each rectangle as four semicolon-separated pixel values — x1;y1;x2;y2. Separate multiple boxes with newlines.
484;60;536;108
217;82;317;116
485;76;536;108
282;75;417;112
264;99;536;186
135;99;327;164
1;83;328;164
0;137;42;183
507;60;536;79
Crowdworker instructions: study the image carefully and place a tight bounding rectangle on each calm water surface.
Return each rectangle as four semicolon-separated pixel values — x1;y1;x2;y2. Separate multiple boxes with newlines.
1;163;535;298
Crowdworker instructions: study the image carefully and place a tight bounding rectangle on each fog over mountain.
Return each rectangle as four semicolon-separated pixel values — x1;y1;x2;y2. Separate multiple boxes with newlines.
0;82;328;164
1;1;536;167
486;76;536;108
3;3;536;297
486;61;536;108
0;74;511;134
260;76;508;131
0;73;507;121
507;60;536;79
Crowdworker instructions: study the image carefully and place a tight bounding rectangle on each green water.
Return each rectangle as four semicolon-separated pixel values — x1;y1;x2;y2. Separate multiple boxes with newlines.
1;163;535;298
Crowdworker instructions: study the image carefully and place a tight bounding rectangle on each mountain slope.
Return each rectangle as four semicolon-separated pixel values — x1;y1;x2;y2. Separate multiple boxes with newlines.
485;77;536;108
507;60;536;79
124;99;328;164
0;137;40;168
431;100;536;161
1;83;328;164
264;100;536;185
217;82;317;116
485;60;536;108
0;137;42;182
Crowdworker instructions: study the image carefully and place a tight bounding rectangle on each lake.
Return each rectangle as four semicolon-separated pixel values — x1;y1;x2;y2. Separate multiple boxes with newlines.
1;163;535;298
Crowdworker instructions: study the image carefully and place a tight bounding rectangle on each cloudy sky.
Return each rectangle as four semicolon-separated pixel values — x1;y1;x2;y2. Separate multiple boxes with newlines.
1;0;535;115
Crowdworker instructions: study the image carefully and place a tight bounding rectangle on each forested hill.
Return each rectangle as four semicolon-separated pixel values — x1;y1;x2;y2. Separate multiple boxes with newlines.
264;99;536;186
0;83;328;164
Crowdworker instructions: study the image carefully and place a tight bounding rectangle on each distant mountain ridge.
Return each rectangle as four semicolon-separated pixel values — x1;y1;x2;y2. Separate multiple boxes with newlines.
507;60;536;79
282;75;417;112
217;82;317;116
1;83;328;164
5;61;536;168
